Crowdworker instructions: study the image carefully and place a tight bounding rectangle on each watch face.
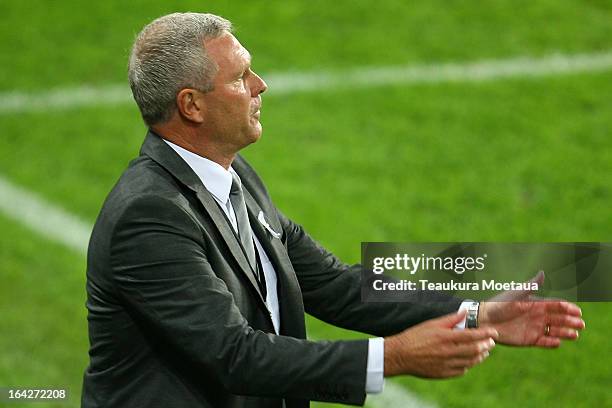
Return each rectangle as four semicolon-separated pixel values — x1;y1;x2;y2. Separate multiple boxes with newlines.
467;304;479;328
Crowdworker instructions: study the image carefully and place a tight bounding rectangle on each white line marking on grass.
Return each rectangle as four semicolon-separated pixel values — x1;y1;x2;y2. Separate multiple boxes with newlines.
2;50;612;114
268;50;612;94
0;174;438;408
0;84;130;114
0;176;91;255
368;382;438;408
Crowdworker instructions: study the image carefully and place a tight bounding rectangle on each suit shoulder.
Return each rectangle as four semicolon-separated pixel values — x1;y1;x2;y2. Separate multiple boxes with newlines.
93;156;196;234
111;156;191;207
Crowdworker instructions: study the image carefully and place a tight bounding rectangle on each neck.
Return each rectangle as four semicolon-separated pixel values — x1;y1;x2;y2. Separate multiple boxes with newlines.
152;123;236;169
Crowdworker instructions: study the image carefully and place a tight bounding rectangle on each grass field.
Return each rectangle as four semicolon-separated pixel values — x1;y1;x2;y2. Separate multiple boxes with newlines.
1;1;611;407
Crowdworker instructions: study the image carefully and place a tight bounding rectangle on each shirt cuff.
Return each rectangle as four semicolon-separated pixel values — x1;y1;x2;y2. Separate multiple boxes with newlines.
455;300;473;330
365;337;384;393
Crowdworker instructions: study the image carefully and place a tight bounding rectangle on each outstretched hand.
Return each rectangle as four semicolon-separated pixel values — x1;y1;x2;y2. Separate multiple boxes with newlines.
385;310;498;378
479;271;585;348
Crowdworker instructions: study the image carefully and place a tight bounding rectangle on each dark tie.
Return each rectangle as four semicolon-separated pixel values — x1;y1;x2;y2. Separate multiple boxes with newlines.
229;173;266;297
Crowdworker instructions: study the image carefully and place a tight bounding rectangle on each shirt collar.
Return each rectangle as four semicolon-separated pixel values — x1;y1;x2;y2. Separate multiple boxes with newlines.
163;139;234;204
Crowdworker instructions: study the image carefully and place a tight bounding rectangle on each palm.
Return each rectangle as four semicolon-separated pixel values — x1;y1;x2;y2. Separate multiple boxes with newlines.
479;272;584;348
483;301;555;346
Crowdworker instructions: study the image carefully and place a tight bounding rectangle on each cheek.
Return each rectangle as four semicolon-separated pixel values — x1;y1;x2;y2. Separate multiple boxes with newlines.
224;88;250;113
208;87;252;125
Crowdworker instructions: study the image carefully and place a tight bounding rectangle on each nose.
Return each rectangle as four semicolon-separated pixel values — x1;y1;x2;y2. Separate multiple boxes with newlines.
251;71;268;96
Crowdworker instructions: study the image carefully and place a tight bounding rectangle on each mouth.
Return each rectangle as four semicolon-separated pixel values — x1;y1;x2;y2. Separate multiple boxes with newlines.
251;98;262;118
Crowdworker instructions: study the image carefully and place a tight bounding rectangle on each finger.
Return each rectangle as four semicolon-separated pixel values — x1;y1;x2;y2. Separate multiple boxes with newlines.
445;367;469;378
449;351;490;368
545;301;582;317
548;326;580;340
535;336;561;348
453;339;495;357
433;309;468;328
451;327;499;343
547;314;585;330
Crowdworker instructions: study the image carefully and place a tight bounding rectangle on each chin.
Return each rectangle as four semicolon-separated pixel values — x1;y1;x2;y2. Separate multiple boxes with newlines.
238;120;262;148
249;133;262;145
238;132;261;151
248;125;263;143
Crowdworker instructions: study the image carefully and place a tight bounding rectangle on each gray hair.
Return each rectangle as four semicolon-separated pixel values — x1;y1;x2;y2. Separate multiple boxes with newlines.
128;12;232;126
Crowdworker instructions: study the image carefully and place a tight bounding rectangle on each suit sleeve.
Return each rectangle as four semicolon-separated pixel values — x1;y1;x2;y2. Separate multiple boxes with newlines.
110;195;368;405
277;210;463;337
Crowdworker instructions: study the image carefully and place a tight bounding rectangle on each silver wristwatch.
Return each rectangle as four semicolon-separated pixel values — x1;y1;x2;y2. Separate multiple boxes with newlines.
466;301;480;329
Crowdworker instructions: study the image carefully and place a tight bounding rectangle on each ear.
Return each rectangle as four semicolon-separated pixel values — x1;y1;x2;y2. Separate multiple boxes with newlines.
176;88;206;123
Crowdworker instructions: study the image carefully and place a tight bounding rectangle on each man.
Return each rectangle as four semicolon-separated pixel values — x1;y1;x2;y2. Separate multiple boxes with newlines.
82;12;585;408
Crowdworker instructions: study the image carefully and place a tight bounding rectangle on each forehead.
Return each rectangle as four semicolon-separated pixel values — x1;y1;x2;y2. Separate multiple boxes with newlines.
204;33;251;76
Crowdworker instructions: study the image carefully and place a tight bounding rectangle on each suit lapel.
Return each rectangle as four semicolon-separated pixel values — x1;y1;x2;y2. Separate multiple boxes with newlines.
194;188;267;306
242;189;287;272
242;188;307;339
139;131;268;308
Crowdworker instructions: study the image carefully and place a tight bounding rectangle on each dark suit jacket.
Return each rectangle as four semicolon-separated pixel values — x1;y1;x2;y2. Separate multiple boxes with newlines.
81;131;461;408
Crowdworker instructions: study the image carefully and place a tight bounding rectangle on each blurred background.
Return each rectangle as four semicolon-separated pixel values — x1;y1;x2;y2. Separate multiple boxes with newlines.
0;1;611;407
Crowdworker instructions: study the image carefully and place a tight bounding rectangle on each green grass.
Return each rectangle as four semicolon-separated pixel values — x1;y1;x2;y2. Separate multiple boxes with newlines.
1;1;611;407
0;214;88;408
2;0;612;90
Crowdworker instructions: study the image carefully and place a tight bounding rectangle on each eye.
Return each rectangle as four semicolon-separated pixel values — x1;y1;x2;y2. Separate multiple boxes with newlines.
234;71;247;83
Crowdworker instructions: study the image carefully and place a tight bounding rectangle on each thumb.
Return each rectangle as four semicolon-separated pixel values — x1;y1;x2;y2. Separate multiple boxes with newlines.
492;270;546;302
518;270;545;298
530;270;545;287
432;309;467;328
